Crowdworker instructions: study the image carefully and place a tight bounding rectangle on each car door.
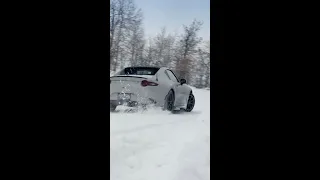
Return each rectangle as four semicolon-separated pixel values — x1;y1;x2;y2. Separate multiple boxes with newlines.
166;70;188;106
152;69;172;105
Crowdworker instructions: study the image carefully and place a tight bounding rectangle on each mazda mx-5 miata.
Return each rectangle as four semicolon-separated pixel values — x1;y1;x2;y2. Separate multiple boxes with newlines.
110;66;195;112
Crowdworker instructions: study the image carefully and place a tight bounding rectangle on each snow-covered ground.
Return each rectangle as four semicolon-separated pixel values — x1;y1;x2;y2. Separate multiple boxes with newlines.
110;87;210;180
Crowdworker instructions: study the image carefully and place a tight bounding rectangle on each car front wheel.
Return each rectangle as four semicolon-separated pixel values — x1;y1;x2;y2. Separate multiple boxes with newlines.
185;93;195;112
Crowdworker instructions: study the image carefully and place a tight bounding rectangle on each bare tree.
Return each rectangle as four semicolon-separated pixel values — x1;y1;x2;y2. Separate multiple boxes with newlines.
142;28;177;68
152;27;167;66
144;38;153;65
110;2;210;88
110;0;144;72
162;33;176;68
174;19;203;83
126;13;144;66
202;41;210;87
194;41;210;87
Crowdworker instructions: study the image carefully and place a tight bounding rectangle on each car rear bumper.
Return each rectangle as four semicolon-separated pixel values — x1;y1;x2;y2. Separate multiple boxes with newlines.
110;100;138;107
110;98;157;107
110;91;158;105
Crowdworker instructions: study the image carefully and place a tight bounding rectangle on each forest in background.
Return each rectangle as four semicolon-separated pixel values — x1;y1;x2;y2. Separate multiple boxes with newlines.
110;0;210;88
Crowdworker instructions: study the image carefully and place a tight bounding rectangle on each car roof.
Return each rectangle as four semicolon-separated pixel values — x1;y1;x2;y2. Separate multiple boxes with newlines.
124;66;162;69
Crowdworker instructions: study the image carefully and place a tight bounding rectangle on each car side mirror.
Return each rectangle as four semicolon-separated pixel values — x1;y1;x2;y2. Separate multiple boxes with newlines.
180;78;187;85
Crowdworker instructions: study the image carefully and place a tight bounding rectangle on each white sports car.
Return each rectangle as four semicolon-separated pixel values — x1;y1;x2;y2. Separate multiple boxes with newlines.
110;66;195;112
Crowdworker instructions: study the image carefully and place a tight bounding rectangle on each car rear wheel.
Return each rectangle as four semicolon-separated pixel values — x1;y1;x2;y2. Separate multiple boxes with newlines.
164;90;175;111
185;93;195;112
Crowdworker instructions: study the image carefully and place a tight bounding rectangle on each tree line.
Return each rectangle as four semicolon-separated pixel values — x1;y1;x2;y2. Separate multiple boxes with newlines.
110;0;210;88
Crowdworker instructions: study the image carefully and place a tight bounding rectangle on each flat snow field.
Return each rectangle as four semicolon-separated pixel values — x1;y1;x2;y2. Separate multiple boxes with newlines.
110;87;210;180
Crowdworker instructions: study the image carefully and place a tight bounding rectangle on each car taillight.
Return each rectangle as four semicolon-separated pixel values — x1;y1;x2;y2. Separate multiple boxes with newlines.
141;80;158;87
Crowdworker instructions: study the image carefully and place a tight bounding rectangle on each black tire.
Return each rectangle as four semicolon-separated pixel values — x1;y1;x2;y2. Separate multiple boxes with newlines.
164;90;175;111
110;104;117;112
185;93;195;112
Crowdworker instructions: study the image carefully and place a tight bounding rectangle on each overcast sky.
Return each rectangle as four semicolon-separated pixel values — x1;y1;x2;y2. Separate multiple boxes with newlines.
135;0;210;41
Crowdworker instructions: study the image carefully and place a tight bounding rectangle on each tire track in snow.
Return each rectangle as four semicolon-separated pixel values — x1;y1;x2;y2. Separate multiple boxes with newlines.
173;88;210;180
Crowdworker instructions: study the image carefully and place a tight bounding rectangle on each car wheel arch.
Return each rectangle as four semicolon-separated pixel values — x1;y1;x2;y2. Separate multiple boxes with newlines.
164;89;175;103
166;89;175;99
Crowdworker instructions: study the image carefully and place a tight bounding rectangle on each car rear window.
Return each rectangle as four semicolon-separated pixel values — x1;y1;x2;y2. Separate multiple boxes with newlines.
115;67;160;76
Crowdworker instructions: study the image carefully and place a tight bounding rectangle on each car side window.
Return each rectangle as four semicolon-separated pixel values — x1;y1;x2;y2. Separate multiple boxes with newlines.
164;70;171;80
169;70;180;82
166;70;179;83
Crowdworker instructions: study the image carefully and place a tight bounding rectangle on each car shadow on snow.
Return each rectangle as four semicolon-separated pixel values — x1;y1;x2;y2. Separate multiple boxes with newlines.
170;110;202;115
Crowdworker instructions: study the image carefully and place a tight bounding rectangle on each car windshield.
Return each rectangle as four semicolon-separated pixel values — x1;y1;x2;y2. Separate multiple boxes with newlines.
115;67;160;76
